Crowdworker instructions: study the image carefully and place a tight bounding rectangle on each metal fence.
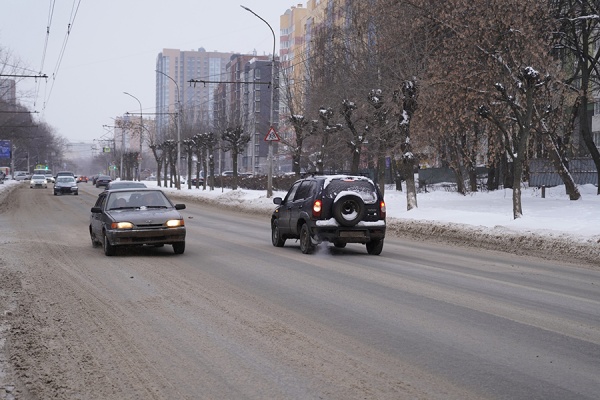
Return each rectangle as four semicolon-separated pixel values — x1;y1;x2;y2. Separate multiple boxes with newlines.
529;158;598;187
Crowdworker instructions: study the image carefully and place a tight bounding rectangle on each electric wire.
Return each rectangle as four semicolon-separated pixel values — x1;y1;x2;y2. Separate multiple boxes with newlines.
43;0;82;111
35;0;56;109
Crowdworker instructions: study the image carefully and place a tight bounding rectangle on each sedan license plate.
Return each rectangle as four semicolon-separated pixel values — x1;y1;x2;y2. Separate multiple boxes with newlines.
339;230;366;238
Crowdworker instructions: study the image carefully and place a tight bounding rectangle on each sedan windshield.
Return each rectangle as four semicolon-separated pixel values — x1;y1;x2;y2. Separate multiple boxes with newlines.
107;190;171;210
57;177;75;183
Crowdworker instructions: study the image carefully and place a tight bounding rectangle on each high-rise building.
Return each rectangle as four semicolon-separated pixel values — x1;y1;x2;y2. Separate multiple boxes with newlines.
213;53;279;175
0;79;16;105
280;3;309;102
155;48;234;141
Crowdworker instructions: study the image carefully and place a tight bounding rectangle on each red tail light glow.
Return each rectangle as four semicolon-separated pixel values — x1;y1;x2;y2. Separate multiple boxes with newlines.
380;201;386;219
313;199;322;218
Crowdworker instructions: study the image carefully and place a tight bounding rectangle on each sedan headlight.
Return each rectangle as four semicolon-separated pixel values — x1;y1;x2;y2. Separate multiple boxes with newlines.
165;219;184;228
111;222;134;229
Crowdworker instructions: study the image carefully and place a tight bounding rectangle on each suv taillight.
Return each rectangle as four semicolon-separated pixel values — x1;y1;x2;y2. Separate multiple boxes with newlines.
380;200;386;219
312;199;322;218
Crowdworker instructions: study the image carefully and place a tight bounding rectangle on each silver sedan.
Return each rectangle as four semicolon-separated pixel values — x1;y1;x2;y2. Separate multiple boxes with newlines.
29;174;48;188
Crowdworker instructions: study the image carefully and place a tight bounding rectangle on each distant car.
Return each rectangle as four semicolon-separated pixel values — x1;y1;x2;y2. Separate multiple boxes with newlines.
77;175;88;183
190;177;204;186
54;176;78;196
220;171;251;178
89;188;187;256
105;180;147;190
45;173;55;183
95;175;112;188
14;171;31;181
55;171;75;180
29;174;48;189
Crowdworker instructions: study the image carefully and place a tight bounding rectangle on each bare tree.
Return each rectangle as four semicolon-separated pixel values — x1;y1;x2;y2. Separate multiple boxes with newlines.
312;107;342;174
221;126;250;190
340;99;367;175
419;0;574;217
149;143;165;187
393;80;419;210
553;0;600;194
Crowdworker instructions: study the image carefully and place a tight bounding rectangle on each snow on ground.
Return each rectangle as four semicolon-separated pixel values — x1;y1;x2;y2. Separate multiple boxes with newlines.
1;178;598;265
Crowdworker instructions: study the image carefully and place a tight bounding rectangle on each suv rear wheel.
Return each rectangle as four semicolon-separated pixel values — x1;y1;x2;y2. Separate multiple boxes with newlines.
299;224;315;254
366;239;384;255
333;194;365;227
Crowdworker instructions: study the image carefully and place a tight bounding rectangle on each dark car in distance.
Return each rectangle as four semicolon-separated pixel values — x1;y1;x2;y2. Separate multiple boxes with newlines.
89;188;187;256
95;175;112;188
190;177;204;186
271;175;386;255
55;171;75;181
54;176;79;196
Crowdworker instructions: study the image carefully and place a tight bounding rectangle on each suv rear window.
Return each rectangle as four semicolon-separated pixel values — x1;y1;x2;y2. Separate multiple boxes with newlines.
323;178;378;204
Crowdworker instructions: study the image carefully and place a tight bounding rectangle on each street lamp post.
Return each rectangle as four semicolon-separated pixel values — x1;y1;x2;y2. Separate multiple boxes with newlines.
123;91;143;181
156;69;181;190
241;5;277;198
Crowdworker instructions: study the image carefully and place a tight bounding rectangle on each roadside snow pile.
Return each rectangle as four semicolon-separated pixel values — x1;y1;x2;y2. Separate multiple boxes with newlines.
168;186;283;213
387;219;600;266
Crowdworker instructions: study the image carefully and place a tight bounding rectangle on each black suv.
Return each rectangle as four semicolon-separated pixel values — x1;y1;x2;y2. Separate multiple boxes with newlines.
271;175;386;255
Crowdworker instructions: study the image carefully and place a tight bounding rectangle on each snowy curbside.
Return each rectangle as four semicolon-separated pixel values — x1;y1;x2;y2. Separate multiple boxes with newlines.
0;181;20;214
167;191;274;216
387;218;600;267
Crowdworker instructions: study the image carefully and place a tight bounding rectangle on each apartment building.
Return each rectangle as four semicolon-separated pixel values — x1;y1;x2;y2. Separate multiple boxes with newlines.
0;79;16;105
155;48;234;141
213;53;279;175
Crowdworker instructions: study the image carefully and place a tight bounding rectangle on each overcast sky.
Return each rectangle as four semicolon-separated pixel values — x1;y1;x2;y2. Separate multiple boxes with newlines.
1;0;287;149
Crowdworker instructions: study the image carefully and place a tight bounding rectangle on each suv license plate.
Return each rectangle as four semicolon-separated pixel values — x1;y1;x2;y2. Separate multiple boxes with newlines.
339;230;367;238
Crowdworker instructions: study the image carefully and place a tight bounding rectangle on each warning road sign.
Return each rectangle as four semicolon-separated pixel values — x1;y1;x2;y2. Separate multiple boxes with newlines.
264;126;280;142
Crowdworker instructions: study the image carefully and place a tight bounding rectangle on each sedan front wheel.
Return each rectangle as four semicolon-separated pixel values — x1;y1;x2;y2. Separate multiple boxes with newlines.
173;242;185;254
103;232;116;256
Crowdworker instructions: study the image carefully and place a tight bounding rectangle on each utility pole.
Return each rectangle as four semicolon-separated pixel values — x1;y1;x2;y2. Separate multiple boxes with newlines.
156;70;181;190
241;5;277;198
124;92;144;181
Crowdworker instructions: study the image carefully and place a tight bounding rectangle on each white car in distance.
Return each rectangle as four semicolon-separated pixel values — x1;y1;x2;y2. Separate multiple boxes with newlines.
30;174;48;188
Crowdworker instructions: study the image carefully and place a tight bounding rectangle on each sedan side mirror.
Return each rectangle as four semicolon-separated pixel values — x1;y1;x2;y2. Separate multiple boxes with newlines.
273;197;282;205
91;207;102;213
175;204;186;210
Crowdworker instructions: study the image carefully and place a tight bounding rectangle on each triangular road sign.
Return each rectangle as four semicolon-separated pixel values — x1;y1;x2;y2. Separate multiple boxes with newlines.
264;126;280;141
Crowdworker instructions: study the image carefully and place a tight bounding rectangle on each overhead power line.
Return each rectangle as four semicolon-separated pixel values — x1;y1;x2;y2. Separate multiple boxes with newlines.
0;74;48;79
